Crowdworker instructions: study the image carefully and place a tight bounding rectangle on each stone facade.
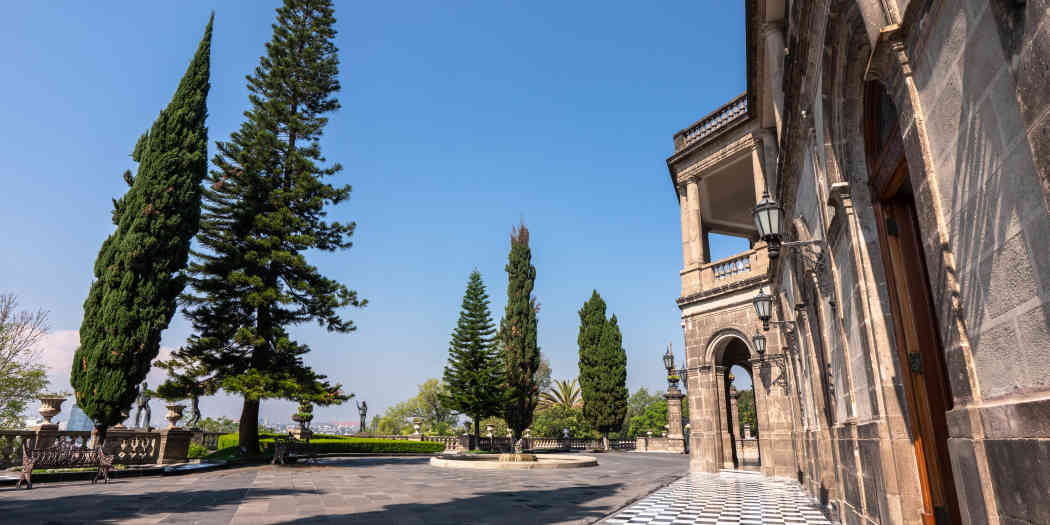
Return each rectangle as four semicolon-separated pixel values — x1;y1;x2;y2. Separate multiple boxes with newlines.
668;1;1050;524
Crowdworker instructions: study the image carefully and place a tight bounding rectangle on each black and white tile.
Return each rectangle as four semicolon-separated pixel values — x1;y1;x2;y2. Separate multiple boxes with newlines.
603;471;834;525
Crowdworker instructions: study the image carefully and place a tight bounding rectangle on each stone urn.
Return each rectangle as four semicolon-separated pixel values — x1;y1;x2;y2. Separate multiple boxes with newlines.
165;403;186;429
37;394;66;426
485;424;494;439
524;428;531;438
506;428;512;439
464;421;472;435
411;417;423;435
647;431;653;438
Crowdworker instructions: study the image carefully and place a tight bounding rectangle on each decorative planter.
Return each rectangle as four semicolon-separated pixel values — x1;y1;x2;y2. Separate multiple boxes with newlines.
165;403;186;429
411;417;423;434
37;395;67;425
486;424;495;438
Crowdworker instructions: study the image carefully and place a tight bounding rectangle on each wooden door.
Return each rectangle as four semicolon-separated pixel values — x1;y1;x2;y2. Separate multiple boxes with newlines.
866;83;960;525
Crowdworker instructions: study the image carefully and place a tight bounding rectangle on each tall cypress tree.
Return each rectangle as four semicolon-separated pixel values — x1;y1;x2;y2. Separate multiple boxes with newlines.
179;0;363;454
578;291;628;448
441;270;503;449
499;223;540;443
72;15;213;446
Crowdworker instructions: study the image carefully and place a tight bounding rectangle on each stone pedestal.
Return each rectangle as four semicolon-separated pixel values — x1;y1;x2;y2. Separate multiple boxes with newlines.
32;424;59;449
665;387;685;438
157;429;194;465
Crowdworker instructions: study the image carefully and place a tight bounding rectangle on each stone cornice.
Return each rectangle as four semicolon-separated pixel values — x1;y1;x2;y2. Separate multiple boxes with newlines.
673;132;759;186
676;273;768;308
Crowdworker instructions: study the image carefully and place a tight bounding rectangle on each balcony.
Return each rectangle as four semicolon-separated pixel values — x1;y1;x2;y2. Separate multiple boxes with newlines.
673;93;749;152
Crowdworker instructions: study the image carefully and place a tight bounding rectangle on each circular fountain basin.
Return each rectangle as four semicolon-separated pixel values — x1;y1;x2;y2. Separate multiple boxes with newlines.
430;453;597;470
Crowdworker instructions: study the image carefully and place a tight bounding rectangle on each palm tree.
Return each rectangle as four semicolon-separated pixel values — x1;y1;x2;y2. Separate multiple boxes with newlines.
539;378;582;410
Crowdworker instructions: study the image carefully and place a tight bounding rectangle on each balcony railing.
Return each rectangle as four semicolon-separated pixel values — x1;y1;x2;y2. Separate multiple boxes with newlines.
699;247;767;291
673;93;749;151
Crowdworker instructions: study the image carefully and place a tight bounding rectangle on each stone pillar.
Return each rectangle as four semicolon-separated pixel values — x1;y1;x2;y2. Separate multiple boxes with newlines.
157;428;194;465
762;21;786;135
666;389;685;439
685;178;705;266
31;424;59;449
679;190;691;269
730;386;742;446
692;365;723;472
716;367;734;469
751;140;768;203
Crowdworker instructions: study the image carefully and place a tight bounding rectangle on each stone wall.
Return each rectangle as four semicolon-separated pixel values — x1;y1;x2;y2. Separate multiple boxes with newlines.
669;1;1050;523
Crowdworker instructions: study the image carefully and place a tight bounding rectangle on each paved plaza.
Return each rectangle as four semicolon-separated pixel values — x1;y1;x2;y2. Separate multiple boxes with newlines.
0;453;689;524
602;471;832;525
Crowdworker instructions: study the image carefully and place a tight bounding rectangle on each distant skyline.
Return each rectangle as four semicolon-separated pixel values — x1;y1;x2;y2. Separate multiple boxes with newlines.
4;1;751;425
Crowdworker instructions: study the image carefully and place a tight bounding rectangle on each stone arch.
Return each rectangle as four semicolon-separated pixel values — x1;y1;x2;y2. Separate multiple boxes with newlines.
703;327;756;366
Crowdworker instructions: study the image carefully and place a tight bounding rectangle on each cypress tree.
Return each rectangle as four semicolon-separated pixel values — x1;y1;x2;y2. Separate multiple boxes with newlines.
499;223;540;443
441;270;503;449
578;291;629;449
72;15;213;446
179;0;364;454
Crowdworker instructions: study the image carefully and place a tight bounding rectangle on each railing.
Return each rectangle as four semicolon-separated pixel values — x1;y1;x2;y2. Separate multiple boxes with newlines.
0;429;161;468
700;247;767;291
674;93;749;151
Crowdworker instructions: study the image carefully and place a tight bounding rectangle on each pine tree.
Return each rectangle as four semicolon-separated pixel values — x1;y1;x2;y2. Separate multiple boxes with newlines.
441;270;503;449
178;0;363;454
71;15;213;446
578;291;628;449
499;223;540;443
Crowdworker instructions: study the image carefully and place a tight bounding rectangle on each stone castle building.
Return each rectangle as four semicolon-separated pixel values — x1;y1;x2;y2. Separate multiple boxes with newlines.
668;1;1050;524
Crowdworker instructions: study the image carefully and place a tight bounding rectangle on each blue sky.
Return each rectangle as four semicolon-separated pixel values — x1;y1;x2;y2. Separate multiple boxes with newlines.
2;1;750;426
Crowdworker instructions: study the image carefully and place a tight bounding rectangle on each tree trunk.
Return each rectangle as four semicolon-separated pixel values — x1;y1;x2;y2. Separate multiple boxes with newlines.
91;424;108;450
473;415;480;451
239;397;260;454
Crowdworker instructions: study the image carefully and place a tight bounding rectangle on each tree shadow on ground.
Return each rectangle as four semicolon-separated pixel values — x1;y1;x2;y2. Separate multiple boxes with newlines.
270;482;625;525
0;487;313;524
303;456;431;468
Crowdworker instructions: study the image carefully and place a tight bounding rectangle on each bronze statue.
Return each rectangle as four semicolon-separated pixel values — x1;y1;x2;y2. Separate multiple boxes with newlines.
356;400;367;434
133;382;151;430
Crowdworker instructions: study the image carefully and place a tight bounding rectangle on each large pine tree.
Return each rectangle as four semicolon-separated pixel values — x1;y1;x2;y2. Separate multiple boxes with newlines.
179;0;363;454
72;15;213;446
499;223;540;443
578;290;628;448
441;270;503;449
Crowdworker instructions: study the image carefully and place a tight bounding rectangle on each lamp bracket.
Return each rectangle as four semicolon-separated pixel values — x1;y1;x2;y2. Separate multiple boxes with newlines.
781;239;826;270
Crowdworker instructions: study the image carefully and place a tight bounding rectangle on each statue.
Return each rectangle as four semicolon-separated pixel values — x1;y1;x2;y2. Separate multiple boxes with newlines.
133;382;152;430
356;400;367;433
186;393;202;429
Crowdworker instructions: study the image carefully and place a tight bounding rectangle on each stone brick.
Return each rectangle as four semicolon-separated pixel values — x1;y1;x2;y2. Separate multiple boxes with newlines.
985;438;1050;524
972;322;1022;399
947;437;987;525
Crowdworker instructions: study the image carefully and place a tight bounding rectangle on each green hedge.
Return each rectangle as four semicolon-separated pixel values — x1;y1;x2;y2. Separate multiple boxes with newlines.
215;433;445;454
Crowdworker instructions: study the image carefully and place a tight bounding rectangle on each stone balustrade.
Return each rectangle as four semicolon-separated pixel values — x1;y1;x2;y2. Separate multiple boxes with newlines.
0;428;164;469
700;247;767;292
673;93;749;151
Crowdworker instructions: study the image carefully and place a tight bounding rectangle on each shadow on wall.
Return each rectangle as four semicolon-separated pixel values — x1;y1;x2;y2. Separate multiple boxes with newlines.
912;2;1050;401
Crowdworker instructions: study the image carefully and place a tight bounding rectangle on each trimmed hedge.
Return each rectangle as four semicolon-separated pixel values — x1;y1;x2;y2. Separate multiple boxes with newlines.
215;433;445;454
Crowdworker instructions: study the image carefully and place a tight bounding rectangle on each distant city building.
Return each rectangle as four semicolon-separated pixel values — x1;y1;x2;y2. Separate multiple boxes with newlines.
64;404;95;431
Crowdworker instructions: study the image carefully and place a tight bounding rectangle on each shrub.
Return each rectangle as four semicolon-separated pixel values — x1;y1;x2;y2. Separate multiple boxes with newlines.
187;442;208;459
214;433;445;454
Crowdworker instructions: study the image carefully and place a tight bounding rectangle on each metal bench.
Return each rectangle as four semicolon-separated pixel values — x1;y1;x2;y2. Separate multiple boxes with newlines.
271;434;316;465
17;440;114;489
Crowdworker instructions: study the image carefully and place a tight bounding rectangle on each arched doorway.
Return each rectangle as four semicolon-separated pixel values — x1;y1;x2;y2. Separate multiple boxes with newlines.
711;334;761;471
864;81;960;525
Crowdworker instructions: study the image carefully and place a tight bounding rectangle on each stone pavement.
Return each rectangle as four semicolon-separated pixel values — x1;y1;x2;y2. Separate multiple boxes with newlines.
0;453;688;524
601;471;833;524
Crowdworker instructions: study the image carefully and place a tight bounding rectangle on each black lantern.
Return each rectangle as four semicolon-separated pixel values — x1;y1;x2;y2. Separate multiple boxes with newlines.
753;288;773;330
753;190;784;259
752;332;767;358
663;347;674;374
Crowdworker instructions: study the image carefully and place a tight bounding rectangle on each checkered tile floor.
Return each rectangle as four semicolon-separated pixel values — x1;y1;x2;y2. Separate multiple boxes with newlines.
602;471;834;524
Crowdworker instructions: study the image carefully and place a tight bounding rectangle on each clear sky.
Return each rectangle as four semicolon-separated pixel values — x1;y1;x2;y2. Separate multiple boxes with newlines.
2;1;750;427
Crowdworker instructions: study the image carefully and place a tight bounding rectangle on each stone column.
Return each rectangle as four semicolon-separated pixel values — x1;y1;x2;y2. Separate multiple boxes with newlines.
679;190;691;269
763;21;787;135
685;178;705;266
730;386;742;446
31;424;59;450
751;140;768;203
666;388;685;439
716;367;734;469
